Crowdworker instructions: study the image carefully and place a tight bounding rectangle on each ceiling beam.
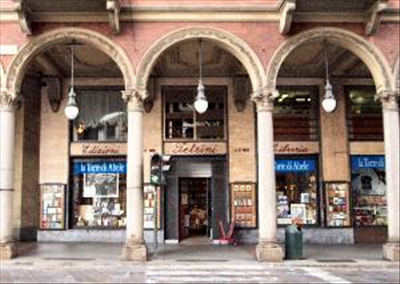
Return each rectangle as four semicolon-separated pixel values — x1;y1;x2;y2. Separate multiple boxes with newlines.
330;51;360;76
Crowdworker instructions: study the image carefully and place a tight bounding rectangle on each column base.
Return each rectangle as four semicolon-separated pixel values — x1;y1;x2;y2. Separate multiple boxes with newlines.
0;243;18;260
383;242;399;262
256;242;284;262
121;241;148;261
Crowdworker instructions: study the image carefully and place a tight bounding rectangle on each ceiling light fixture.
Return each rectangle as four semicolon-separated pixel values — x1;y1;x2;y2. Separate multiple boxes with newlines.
194;39;208;114
64;42;79;120
322;39;337;113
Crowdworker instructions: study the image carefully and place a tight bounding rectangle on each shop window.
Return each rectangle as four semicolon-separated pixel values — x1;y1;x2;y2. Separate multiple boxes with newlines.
73;87;127;142
275;158;319;226
351;156;387;227
347;86;383;141
164;86;226;141
71;160;127;228
274;87;319;141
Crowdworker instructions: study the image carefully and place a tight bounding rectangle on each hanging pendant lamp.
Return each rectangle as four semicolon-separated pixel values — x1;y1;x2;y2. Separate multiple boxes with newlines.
321;39;337;113
194;39;208;114
64;43;79;120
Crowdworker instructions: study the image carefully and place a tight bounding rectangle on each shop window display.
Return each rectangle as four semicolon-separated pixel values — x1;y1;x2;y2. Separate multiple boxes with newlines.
351;156;387;227
275;158;318;225
325;182;351;227
72;161;127;228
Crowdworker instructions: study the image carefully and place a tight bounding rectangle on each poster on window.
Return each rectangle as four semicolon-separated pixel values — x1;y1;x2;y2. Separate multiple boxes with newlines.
351;156;386;196
290;204;307;225
84;173;119;198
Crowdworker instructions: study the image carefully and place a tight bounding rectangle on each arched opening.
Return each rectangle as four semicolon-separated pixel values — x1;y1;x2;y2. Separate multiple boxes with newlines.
3;28;135;243
136;27;266;96
137;27;264;250
4;28;135;98
269;28;393;247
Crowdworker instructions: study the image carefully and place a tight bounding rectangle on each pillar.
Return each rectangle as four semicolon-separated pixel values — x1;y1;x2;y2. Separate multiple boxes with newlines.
381;92;400;262
253;93;284;262
121;90;148;261
0;92;18;259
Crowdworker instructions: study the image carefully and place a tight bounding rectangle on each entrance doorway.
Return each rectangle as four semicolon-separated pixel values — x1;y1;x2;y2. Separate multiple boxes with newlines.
179;178;211;241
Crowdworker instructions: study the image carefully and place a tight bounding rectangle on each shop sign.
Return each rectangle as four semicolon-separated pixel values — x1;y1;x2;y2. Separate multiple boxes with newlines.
70;143;127;156
351;155;385;170
74;162;127;174
275;159;317;173
274;142;319;154
164;142;227;156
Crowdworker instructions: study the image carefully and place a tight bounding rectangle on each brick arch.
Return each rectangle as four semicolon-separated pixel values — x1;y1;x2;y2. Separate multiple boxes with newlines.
3;27;135;98
136;26;266;98
266;27;394;95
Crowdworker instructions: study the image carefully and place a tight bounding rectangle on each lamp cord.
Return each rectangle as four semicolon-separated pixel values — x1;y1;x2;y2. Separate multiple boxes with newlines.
71;44;74;89
199;39;203;82
324;39;329;83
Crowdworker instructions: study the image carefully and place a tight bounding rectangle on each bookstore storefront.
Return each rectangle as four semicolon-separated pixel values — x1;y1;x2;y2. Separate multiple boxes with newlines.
351;155;388;243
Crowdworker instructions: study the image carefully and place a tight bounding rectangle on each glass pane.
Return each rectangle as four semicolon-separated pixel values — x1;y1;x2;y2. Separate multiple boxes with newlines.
72;161;127;228
164;86;226;141
74;87;126;142
274;87;319;141
347;87;383;141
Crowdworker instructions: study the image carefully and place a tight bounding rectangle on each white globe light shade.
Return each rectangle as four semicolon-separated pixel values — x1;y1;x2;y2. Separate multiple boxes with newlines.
194;98;208;114
322;97;337;113
64;88;79;120
322;81;337;113
194;82;208;114
65;104;79;120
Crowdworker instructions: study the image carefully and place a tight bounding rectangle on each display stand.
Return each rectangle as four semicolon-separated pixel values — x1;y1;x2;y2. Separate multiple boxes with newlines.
39;184;66;230
231;183;256;228
143;184;161;229
325;182;351;227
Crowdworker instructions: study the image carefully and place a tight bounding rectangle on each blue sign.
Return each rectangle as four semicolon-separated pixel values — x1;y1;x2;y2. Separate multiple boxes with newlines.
351;156;385;170
74;162;127;174
275;159;317;173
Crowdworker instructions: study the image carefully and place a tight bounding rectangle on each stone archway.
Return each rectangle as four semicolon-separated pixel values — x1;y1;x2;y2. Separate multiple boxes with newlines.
266;27;394;94
4;27;135;98
136;26;266;97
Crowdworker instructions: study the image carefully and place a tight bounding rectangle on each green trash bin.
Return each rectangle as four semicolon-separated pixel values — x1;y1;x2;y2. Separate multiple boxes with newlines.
285;225;303;260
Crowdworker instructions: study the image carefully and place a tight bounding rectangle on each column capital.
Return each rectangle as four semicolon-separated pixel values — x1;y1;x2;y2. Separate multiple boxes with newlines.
252;89;279;112
377;90;399;111
0;91;19;112
122;89;148;112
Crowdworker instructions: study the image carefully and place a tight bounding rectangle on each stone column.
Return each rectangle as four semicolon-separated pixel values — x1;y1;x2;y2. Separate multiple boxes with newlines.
381;92;400;262
253;92;284;262
121;90;148;261
0;92;18;259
